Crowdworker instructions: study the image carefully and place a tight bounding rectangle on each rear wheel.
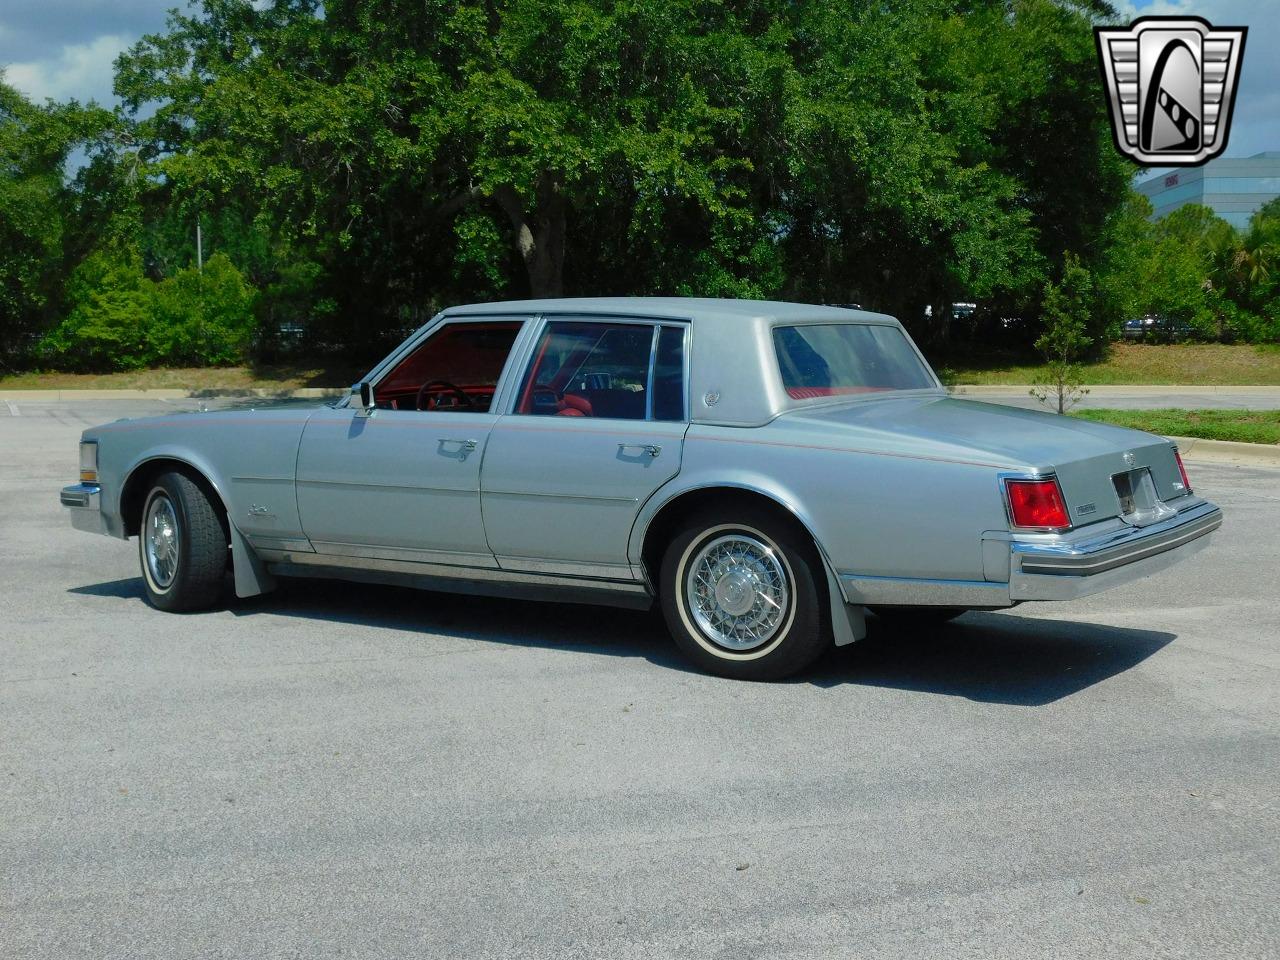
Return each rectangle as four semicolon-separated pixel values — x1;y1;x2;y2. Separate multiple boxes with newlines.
659;507;830;680
138;471;228;612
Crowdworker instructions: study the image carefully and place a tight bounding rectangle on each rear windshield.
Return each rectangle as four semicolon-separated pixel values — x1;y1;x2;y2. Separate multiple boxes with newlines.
773;323;935;399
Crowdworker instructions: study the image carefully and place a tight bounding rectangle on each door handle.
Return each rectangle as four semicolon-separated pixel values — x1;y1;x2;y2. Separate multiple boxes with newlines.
438;438;478;451
618;443;662;458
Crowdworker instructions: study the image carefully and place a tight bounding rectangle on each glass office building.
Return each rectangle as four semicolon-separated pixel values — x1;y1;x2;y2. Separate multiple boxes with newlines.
1136;151;1280;229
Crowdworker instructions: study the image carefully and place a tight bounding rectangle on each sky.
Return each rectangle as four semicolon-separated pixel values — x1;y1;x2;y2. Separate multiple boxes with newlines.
1;0;1277;160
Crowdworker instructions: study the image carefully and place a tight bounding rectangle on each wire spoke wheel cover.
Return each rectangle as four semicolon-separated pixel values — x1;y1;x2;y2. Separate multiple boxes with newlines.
144;493;180;590
684;532;791;652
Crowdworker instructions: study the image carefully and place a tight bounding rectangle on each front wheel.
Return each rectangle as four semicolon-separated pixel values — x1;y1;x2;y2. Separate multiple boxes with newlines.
138;472;228;612
659;507;831;681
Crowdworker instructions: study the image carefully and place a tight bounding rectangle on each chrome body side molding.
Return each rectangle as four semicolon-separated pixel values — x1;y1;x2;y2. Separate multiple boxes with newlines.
259;548;652;609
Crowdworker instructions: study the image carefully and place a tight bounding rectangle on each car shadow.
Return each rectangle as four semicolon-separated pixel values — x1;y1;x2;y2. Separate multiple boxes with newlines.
68;576;689;672
810;611;1175;706
68;578;1173;705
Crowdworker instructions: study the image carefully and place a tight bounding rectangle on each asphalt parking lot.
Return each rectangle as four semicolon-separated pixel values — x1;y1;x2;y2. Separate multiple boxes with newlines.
3;400;1278;959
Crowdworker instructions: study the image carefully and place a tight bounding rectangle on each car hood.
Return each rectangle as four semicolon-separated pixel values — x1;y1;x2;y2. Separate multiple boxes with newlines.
84;402;327;440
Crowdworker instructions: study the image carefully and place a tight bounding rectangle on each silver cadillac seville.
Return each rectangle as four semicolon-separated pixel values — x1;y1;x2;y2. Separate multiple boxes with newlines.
62;298;1222;680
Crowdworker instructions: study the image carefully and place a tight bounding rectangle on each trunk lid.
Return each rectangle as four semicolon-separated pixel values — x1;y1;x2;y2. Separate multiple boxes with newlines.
778;395;1188;527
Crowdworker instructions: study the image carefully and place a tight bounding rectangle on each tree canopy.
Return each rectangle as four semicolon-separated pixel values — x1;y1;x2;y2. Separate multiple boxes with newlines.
3;0;1276;372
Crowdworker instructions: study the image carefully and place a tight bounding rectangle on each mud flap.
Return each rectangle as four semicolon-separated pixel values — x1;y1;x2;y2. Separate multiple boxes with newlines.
825;562;866;646
229;523;276;598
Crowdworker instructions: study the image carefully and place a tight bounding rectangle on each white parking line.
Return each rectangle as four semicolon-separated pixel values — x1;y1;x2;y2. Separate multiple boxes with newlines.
3;401;19;417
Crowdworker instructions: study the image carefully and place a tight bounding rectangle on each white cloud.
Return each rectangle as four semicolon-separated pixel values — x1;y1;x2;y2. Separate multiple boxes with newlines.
4;32;126;104
1113;0;1280;158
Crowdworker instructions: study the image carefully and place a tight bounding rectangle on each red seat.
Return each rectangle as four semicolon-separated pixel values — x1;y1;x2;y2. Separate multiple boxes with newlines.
558;394;593;416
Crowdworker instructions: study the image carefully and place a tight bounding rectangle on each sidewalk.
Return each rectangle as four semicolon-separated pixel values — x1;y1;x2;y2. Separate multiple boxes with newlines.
1167;435;1280;467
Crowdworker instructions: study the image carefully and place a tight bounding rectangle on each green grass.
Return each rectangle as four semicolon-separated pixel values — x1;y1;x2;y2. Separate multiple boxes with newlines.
937;343;1280;386
0;363;358;392
1072;408;1280;445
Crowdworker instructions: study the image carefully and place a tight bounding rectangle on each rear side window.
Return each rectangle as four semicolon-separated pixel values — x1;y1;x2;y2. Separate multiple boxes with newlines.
773;323;935;399
652;326;686;421
515;320;688;421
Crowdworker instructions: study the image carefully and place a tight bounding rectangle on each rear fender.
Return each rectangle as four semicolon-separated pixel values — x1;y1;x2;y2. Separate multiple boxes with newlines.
630;471;866;645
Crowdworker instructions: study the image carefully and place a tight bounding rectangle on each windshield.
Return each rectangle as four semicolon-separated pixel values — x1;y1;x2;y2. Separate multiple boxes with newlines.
773;323;936;399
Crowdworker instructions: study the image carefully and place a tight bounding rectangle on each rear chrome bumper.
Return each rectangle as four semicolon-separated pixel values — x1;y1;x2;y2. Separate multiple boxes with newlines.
839;498;1221;608
1008;499;1221;601
61;483;108;535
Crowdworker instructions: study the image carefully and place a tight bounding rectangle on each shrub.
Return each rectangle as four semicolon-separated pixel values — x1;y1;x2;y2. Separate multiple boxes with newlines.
38;249;154;371
1031;253;1093;414
149;253;257;366
39;250;259;370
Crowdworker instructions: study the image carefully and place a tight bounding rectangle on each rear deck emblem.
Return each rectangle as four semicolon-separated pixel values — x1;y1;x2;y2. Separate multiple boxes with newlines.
1095;17;1246;166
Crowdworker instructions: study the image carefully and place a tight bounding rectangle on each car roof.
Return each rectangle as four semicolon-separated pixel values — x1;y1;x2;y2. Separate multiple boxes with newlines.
430;297;934;427
440;297;898;325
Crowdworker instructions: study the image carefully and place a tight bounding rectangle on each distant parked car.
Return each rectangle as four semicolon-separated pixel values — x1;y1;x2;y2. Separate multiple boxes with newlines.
62;299;1221;680
1122;314;1198;342
1121;316;1151;339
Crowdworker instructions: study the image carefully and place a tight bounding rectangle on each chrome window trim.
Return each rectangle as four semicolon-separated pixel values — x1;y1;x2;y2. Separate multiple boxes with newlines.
644;324;660;421
682;323;692;421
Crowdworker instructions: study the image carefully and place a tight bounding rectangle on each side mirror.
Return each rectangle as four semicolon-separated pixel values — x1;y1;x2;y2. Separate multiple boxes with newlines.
353;381;375;416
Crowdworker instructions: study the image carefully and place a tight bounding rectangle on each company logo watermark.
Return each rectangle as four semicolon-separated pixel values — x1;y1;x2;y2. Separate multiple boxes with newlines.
1095;16;1247;167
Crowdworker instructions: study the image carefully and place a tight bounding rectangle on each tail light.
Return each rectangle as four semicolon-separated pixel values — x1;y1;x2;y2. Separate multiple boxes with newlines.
1005;478;1071;531
1174;448;1193;495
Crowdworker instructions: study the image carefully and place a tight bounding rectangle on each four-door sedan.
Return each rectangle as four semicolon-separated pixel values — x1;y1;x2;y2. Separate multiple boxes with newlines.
62;299;1222;680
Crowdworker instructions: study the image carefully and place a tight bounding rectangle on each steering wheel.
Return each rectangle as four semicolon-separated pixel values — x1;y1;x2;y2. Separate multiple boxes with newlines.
416;379;475;412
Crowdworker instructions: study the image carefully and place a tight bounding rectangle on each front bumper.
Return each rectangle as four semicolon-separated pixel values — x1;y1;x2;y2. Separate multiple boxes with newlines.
1008;498;1221;601
61;483;108;535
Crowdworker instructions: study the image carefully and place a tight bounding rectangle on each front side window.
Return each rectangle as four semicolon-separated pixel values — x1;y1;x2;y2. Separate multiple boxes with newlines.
773;323;935;399
515;321;686;421
376;321;523;411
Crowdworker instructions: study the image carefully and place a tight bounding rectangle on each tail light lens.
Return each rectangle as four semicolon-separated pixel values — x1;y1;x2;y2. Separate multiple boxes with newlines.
1174;448;1193;495
1005;478;1070;531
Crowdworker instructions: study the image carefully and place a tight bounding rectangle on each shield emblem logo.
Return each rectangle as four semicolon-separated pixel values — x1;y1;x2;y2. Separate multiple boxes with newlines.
1095;17;1247;167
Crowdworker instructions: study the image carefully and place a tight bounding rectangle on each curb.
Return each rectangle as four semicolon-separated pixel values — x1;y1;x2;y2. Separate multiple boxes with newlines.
0;387;345;401
1168;435;1280;467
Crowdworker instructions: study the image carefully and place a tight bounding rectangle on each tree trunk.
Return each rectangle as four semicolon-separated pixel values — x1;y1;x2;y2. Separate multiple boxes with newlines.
494;176;566;298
